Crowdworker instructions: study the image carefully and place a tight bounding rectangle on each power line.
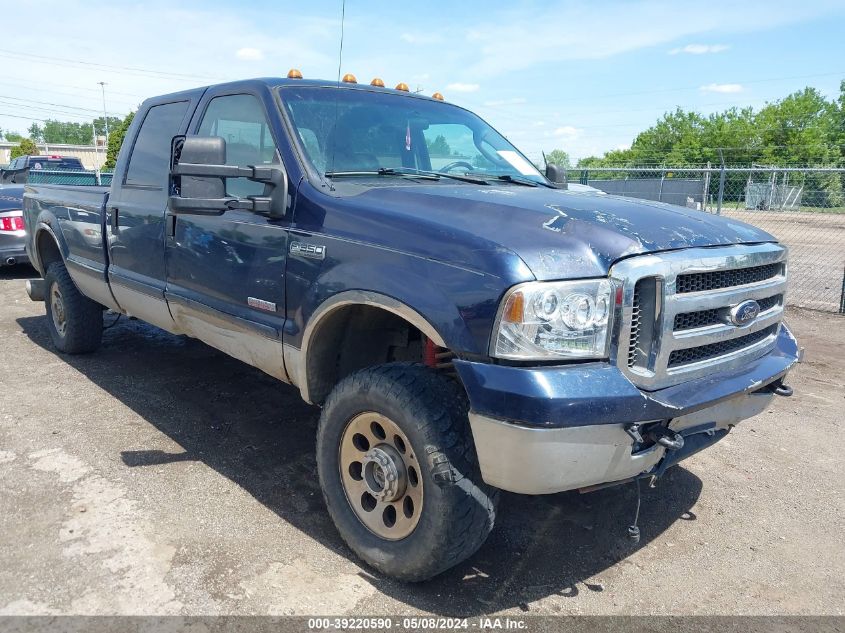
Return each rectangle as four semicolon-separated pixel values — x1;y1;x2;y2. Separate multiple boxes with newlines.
0;79;142;108
0;75;146;99
0;94;125;117
0;48;224;82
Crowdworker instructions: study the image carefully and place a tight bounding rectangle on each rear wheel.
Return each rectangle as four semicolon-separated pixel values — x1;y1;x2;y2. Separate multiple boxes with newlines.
44;261;103;354
316;363;498;581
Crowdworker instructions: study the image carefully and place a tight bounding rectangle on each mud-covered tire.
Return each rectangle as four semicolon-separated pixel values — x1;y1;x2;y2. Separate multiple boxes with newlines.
44;261;103;354
316;362;498;582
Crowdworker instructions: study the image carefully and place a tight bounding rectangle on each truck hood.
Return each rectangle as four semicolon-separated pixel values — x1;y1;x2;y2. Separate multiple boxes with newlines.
352;184;776;280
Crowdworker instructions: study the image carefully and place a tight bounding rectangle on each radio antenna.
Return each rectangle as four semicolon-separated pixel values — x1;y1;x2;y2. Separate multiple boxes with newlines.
328;0;346;191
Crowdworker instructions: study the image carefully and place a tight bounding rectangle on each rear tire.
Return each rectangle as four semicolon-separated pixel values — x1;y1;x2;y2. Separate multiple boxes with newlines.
44;261;103;354
316;363;498;581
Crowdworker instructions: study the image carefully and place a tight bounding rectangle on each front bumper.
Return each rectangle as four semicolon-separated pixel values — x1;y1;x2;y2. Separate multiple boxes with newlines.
456;323;800;494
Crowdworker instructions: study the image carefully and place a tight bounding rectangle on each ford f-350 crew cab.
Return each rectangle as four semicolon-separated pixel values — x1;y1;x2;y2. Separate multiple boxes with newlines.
23;75;800;581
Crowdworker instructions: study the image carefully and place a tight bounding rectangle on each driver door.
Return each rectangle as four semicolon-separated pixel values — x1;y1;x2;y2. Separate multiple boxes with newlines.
164;90;293;381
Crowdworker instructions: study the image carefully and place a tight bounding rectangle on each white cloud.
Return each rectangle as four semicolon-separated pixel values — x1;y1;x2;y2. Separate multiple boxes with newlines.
447;82;480;93
700;82;744;93
235;47;264;61
401;32;441;45
553;126;580;137
669;43;730;55
483;97;527;106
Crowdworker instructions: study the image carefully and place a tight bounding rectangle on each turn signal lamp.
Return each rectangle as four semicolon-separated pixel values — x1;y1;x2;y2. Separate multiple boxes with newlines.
431;92;444;101
342;73;357;83
502;291;525;323
395;82;409;92
370;77;385;87
287;68;303;79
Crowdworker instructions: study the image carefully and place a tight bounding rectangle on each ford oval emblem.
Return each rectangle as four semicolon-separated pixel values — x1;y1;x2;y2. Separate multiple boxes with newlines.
729;300;760;326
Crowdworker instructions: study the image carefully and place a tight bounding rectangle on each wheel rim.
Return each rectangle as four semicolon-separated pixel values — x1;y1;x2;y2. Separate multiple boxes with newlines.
339;412;423;540
50;283;67;337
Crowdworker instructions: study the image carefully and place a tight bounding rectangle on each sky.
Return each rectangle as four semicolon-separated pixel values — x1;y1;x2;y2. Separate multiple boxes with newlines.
2;0;845;163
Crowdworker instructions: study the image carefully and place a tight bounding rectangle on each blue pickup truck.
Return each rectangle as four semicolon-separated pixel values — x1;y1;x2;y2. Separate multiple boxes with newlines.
22;74;800;581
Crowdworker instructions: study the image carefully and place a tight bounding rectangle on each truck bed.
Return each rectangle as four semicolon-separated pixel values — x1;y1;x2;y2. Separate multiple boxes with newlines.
24;183;109;211
23;183;111;305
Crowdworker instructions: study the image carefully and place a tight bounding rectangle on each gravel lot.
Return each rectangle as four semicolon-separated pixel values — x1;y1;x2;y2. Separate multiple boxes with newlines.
0;265;843;617
721;210;845;312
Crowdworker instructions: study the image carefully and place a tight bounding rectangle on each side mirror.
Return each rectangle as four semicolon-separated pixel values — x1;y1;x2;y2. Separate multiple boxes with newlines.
545;164;568;188
169;135;288;218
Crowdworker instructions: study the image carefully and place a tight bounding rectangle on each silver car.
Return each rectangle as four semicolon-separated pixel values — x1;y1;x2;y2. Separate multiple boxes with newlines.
0;185;28;266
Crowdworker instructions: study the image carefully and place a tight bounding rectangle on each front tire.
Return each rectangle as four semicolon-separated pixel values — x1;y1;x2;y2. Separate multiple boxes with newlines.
44;261;103;354
316;363;498;581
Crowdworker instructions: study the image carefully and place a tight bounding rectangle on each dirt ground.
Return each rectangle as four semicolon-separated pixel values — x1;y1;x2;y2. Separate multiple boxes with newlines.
0;264;843;617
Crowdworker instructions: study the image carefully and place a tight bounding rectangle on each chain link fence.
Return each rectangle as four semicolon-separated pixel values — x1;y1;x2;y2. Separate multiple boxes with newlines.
26;169;113;186
569;166;845;314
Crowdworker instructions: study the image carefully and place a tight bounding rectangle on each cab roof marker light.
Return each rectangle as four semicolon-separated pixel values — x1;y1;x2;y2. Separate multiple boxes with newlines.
342;73;357;84
287;68;303;79
370;77;385;87
395;82;409;92
432;92;444;101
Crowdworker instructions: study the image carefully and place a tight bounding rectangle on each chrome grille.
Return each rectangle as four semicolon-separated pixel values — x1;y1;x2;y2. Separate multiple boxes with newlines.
673;294;782;331
676;262;782;293
627;284;641;368
667;325;778;367
611;243;787;390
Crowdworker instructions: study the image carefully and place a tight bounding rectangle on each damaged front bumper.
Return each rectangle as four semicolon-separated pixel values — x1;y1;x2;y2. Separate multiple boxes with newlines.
455;323;801;495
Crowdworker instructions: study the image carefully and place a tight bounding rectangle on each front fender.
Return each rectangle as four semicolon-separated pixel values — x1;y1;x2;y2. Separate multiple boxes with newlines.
291;257;510;356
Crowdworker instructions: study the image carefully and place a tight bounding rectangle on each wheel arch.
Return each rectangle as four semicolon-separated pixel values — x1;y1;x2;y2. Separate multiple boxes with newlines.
33;222;66;275
295;291;447;405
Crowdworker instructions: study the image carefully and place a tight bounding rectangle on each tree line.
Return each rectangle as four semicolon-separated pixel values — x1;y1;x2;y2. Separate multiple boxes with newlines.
572;81;845;167
2;112;134;169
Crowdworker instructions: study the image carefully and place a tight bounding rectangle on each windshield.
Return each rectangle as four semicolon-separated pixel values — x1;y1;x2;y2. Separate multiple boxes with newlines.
279;86;545;183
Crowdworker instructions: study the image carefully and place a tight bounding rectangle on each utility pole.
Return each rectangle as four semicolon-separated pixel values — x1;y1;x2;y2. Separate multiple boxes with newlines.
98;82;109;139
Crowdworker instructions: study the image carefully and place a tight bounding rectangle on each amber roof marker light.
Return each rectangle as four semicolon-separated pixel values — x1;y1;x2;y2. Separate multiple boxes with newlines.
370;77;385;87
432;92;444;101
342;73;357;83
395;82;409;92
287;68;303;79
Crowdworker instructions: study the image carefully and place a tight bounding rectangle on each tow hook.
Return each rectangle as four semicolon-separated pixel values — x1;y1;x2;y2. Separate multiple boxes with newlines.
773;383;794;397
647;426;685;451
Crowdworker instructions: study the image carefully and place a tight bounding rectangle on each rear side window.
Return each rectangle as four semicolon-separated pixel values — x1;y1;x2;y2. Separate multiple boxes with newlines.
125;101;189;187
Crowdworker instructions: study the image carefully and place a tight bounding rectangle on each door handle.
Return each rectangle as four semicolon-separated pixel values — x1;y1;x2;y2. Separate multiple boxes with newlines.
109;207;119;231
166;214;177;238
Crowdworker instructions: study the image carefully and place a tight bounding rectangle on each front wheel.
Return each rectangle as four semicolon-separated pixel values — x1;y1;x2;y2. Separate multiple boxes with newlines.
316;363;498;582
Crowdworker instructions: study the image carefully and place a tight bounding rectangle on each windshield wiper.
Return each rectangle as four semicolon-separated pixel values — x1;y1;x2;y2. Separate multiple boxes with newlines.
324;168;440;180
383;167;491;184
428;171;491;184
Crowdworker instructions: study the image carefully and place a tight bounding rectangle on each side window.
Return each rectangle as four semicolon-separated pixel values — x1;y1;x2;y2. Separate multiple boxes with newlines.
125;101;189;187
197;94;279;197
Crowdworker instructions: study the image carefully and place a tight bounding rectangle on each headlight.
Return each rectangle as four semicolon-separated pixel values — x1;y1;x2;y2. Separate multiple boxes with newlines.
491;279;613;360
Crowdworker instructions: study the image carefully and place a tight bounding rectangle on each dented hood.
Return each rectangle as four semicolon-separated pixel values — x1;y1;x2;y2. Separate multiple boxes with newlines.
353;184;776;280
